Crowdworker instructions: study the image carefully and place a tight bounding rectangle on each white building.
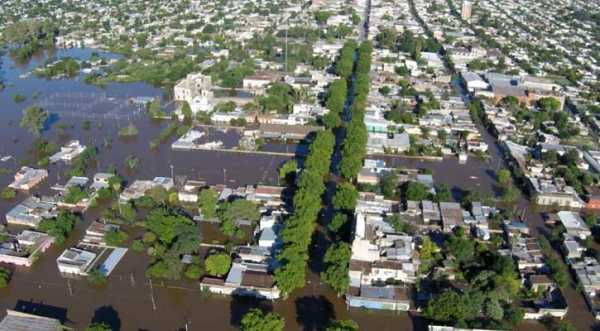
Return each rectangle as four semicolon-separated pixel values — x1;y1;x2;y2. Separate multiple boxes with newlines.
56;247;97;275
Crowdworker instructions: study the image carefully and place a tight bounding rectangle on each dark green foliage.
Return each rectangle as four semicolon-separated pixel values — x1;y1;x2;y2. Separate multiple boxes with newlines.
38;211;78;245
198;188;219;219
104;230;128;246
328;213;348;234
63;186;89;204
259;83;296;114
321;243;352;295
20;106;49;137
37;57;80;78
68;147;97;178
218;199;261;237
275;130;335;296
332;183;358;211
241;308;285;331
335;41;356;79
402;181;432;201
87;268;107;286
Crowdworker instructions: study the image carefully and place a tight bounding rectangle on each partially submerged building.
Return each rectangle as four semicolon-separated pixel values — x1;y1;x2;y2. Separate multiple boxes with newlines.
5;196;57;227
8;167;48;191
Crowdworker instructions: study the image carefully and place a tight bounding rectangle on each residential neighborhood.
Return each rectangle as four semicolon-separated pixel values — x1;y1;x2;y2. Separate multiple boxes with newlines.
0;0;599;330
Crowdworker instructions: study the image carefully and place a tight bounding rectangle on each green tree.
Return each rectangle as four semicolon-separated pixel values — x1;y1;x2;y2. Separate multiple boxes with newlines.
20;106;49;136
118;201;136;221
328;213;348;234
87;268;107;286
380;173;398;198
218;199;261;236
423;291;466;323
63;186;89;204
419;237;439;273
403;181;431;201
279;159;297;183
326;320;359;331
434;184;451;202
145;208;194;245
185;264;203;280
199;188;218;219
538;97;561;112
240;308;285;331
332;183;358;211
321;243;351;295
104;230;128;246
146;185;168;204
496;169;512;187
38;211;78;245
124;155;139;170
205;253;231;277
483;298;503;320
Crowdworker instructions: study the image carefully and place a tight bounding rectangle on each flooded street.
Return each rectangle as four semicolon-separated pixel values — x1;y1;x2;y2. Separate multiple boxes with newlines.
0;48;588;331
0;48;420;331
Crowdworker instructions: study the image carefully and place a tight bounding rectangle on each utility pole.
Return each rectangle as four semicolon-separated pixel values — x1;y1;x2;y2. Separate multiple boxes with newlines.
170;164;174;178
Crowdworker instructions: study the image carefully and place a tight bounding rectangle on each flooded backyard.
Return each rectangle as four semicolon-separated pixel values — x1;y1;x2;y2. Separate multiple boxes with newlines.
0;48;582;331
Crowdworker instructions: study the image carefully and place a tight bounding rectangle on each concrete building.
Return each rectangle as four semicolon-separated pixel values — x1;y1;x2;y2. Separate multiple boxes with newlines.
557;211;591;240
49;140;86;163
56;247;97;276
8;167;48;191
0;231;54;267
6;196;57;227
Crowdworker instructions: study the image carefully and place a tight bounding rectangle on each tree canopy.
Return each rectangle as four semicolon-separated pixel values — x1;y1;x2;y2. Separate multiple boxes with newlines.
20;106;49;136
205;253;232;277
240;309;285;331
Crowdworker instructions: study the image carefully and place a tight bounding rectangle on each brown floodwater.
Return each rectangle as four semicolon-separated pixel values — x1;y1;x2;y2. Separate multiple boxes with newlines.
0;49;592;330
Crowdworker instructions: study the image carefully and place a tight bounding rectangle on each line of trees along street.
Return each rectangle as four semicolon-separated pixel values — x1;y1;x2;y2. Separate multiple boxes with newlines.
322;41;373;296
339;42;372;181
273;40;373;297
274;129;335;296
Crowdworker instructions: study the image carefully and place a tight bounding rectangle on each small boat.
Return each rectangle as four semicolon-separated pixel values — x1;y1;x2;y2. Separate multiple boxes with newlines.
0;156;12;162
